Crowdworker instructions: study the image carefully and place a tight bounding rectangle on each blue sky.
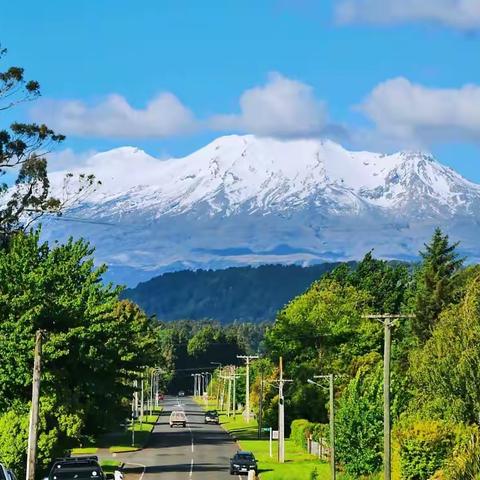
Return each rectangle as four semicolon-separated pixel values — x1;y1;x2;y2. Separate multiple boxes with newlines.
1;0;479;180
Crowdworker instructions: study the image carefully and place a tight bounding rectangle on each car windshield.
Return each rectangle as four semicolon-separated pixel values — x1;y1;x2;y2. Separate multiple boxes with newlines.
235;454;254;461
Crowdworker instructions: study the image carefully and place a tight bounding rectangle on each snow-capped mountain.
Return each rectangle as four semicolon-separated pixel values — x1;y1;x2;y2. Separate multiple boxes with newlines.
43;135;480;286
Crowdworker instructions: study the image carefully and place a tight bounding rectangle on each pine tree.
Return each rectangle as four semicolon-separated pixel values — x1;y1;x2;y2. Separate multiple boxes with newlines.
413;228;463;342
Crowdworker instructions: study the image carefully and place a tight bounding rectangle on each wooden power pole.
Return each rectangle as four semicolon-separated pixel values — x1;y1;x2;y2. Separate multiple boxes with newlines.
277;356;292;463
26;330;44;480
363;314;415;480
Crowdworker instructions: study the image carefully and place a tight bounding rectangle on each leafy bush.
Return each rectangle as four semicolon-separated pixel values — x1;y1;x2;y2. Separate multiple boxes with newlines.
335;363;383;477
396;419;454;480
442;425;480;480
290;419;313;450
311;423;329;443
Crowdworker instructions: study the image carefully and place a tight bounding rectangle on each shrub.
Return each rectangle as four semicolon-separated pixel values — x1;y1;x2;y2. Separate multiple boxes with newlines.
335;363;383;477
290;419;312;450
442;425;480;480
396;419;454;480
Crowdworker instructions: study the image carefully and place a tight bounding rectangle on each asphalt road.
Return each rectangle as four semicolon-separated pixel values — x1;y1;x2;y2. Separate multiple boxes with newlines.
118;395;244;480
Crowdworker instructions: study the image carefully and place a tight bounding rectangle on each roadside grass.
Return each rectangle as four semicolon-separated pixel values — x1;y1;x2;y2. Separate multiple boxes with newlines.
71;410;162;455
194;397;330;479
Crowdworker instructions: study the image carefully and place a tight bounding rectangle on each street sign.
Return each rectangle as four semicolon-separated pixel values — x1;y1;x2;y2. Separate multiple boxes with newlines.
262;427;270;432
272;430;279;440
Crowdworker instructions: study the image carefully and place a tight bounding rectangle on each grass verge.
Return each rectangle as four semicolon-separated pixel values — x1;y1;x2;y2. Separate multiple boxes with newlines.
71;409;162;455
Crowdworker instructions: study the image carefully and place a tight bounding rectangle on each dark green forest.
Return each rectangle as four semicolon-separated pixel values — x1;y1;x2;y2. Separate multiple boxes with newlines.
123;263;351;323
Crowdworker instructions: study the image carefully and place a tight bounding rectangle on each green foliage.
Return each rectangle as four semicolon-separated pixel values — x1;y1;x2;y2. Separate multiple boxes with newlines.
442;426;480;480
396;420;454;480
290;419;312;450
412;228;463;342
335;363;384;476
0;231;163;474
409;273;480;424
0;408;29;477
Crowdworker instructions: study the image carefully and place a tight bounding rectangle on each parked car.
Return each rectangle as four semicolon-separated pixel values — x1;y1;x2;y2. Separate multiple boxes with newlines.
48;457;105;480
204;410;219;424
229;451;258;476
177;390;185;397
169;410;187;427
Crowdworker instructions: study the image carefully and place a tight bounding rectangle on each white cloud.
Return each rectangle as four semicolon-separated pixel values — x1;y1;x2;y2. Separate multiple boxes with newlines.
336;0;480;30
210;72;328;137
32;93;196;138
358;77;480;145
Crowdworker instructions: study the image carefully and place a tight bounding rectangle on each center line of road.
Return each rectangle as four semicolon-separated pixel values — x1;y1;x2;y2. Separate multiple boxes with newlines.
189;458;194;478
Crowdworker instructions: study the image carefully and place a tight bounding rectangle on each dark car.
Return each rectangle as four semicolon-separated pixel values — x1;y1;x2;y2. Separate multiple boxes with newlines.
229;451;258;476
48;457;105;480
204;410;219;424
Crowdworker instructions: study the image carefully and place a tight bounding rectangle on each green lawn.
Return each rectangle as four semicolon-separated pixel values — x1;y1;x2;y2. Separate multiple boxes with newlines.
71;410;162;455
195;398;331;480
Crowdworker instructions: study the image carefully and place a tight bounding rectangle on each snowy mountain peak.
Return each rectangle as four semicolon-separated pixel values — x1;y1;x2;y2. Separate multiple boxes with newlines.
45;135;480;285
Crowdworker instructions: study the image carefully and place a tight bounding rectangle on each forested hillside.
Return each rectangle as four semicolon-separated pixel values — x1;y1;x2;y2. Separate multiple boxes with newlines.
123;263;349;323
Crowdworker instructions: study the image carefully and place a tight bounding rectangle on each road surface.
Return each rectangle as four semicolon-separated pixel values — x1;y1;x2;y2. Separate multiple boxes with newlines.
117;395;244;480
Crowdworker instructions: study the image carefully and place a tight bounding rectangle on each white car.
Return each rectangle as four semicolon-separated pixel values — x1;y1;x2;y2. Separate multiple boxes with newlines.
169;410;187;428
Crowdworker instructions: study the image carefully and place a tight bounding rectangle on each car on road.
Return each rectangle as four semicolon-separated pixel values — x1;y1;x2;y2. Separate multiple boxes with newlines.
177;390;185;397
229;451;258;476
204;410;219;424
47;457;105;480
169;410;187;427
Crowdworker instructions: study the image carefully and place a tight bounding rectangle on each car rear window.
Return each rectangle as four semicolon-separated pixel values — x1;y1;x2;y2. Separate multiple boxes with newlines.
0;467;6;480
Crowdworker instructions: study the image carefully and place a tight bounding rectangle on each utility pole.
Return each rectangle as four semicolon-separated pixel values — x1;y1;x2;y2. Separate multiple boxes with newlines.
363;314;415;480
237;355;259;423
276;356;292;463
226;370;232;417
26;330;44;480
150;369;154;416
232;366;237;419
258;368;265;439
140;376;144;419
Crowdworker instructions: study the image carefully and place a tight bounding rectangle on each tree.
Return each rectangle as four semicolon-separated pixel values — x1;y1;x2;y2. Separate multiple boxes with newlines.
413;228;463;342
0;45;96;243
335;362;384;476
409;273;480;424
0;231;162;474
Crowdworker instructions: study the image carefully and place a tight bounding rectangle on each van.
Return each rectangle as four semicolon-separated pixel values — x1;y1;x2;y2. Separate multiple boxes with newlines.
169;410;187;428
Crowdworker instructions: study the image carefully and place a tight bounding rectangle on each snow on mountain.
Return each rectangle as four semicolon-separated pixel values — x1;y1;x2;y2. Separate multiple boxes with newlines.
43;135;480;286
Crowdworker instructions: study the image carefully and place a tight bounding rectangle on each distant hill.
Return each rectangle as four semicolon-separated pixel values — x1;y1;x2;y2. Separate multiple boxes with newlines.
122;263;348;323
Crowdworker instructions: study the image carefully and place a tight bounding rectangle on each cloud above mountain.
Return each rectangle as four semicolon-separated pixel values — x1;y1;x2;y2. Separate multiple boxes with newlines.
210;72;328;137
32;73;480;153
31;93;196;138
31;73;328;140
335;0;480;30
359;77;480;145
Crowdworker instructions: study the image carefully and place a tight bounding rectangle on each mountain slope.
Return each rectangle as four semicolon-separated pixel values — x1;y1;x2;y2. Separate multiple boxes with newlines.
43;135;480;285
123;263;346;323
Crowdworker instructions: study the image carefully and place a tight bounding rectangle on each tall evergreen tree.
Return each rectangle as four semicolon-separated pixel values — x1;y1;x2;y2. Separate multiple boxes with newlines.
413;228;463;342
